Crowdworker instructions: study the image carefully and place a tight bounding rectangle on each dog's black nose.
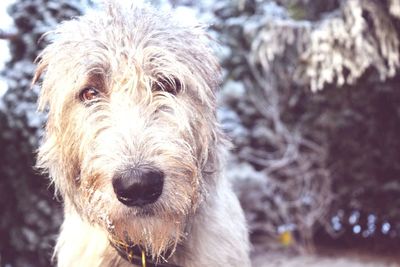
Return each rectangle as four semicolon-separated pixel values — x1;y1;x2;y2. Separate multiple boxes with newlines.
112;167;164;207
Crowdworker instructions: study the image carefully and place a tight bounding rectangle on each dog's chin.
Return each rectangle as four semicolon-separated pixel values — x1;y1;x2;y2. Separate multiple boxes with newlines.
106;206;187;258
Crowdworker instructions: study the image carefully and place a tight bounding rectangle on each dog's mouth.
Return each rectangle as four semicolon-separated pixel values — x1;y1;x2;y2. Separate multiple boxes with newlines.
125;204;156;217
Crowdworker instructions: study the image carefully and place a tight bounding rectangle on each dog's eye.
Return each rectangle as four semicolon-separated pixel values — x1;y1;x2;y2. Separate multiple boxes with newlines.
79;87;100;102
154;78;182;95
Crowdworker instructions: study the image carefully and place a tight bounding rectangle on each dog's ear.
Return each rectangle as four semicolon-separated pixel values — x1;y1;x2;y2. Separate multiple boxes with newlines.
32;55;47;86
32;30;53;95
32;53;50;112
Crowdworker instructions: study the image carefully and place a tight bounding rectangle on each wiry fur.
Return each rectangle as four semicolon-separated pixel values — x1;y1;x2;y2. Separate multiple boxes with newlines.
33;2;250;266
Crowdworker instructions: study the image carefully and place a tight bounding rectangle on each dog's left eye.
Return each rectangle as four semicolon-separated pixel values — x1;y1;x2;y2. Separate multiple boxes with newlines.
79;87;100;102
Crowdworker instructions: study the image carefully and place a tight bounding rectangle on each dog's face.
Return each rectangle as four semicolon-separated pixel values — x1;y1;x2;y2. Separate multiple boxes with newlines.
34;3;221;257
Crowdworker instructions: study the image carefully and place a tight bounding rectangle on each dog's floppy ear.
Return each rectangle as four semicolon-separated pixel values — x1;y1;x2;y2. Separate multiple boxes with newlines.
32;30;55;111
32;30;53;86
32;55;47;86
32;52;50;112
32;30;57;113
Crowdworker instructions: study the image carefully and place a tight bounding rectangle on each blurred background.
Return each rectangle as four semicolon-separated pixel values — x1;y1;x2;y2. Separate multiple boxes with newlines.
1;0;400;266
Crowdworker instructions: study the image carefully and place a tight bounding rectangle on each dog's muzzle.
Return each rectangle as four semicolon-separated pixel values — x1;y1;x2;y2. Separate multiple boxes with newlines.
112;166;164;207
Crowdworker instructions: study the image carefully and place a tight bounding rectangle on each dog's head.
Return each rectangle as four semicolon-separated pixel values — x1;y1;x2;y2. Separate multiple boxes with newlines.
33;1;223;257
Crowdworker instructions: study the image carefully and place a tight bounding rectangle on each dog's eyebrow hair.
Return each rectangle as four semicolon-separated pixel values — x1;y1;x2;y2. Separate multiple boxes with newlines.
78;73;106;95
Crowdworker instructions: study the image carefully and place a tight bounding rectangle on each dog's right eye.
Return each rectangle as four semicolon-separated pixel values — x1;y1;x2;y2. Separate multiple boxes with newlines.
79;87;100;103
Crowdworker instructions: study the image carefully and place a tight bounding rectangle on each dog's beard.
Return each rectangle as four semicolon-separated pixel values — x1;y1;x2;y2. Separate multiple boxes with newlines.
109;213;187;259
79;178;191;259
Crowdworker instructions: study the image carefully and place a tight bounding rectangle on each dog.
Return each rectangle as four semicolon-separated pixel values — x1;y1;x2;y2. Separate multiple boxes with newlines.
33;1;250;266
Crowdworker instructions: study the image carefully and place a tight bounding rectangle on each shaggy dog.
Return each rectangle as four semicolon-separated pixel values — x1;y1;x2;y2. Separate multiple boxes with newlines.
33;1;250;266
